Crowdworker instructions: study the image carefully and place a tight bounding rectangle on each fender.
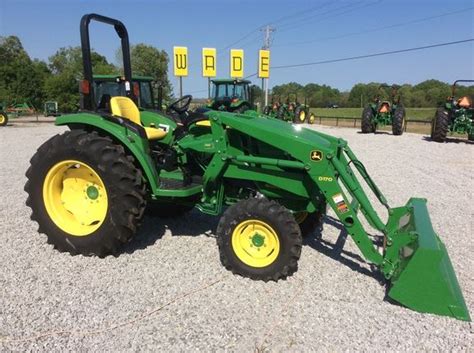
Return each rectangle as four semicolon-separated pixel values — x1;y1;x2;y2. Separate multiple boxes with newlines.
56;113;160;193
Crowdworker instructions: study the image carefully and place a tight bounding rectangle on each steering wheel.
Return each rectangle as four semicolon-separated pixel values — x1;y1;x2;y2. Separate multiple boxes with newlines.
169;95;192;114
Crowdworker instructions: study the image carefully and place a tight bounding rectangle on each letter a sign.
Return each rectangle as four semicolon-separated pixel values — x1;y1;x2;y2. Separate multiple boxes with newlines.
258;50;270;78
202;48;216;77
230;49;244;78
173;46;188;77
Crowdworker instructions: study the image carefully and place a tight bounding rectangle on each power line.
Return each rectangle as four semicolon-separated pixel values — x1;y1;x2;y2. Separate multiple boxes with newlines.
216;1;340;55
276;6;474;47
242;38;474;78
277;0;382;33
272;39;474;69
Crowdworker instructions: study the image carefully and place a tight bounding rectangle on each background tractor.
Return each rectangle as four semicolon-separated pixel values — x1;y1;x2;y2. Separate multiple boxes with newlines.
361;84;405;135
0;110;7;126
431;79;474;142
24;14;470;322
206;79;254;113
44;101;60;117
263;95;281;118
276;93;315;124
92;74;164;111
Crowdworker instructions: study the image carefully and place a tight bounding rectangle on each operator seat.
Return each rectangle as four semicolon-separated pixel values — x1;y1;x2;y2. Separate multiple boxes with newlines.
110;96;167;140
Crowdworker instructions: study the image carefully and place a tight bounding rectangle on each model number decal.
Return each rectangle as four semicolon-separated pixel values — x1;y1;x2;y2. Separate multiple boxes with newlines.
318;176;333;182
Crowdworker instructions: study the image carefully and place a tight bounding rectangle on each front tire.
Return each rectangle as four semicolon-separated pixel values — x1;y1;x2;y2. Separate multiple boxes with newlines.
25;130;146;256
361;107;375;133
392;106;405;135
217;198;302;281
431;107;450;142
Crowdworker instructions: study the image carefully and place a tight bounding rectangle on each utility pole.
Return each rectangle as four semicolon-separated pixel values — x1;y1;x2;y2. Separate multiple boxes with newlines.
260;25;275;107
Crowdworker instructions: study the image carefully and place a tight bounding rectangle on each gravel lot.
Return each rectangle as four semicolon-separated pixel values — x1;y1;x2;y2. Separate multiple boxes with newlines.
0;122;473;352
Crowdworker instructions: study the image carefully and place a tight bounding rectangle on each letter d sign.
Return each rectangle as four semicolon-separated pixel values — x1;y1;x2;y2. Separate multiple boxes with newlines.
230;49;244;78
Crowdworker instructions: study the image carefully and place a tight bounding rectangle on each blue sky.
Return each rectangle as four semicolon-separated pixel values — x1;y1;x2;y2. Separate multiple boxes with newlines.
1;0;473;97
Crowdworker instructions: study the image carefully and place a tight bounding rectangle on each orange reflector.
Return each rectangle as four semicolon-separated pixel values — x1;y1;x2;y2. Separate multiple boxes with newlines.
80;80;90;95
133;82;140;98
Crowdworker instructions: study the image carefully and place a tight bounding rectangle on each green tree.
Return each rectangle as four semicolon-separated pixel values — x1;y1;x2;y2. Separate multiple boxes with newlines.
0;36;50;109
45;46;117;112
117;43;173;101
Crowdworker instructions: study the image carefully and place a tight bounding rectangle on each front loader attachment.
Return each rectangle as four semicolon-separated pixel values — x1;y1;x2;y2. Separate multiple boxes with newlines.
386;198;470;321
324;143;470;321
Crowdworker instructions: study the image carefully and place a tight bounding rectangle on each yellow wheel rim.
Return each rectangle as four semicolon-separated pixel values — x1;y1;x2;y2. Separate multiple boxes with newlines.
0;114;5;124
309;114;315;124
231;219;280;268
294;211;308;224
299;111;306;122
42;160;108;236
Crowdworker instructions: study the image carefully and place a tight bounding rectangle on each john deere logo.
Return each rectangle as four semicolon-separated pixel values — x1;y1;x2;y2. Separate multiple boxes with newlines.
310;150;323;161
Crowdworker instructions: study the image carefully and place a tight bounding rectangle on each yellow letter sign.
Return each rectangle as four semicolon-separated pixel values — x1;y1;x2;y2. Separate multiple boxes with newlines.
173;46;188;77
258;50;270;78
202;48;216;77
230;49;244;78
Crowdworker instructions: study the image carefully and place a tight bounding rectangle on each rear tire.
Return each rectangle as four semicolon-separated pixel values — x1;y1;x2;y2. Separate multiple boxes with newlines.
361;107;375;133
392;106;405;136
263;106;271;116
294;106;306;124
217;198;302;281
307;112;316;124
25;130;146;256
277;105;286;121
431;107;450;142
0;112;8;126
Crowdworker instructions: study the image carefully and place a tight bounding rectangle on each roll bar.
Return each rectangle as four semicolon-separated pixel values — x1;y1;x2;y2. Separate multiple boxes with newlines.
80;13;134;110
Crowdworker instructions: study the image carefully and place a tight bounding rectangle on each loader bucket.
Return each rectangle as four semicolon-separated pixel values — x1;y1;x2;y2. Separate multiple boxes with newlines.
387;198;470;321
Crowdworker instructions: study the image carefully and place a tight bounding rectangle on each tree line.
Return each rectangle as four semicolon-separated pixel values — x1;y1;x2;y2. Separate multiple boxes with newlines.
1;35;473;113
0;35;172;112
271;80;474;108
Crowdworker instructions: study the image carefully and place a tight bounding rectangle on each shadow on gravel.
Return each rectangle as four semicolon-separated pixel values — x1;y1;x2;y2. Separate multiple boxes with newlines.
123;210;218;254
304;216;384;282
356;131;392;135
422;136;474;144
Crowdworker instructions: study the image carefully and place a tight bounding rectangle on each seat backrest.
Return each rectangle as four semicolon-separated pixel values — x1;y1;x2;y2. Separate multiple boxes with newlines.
110;96;140;125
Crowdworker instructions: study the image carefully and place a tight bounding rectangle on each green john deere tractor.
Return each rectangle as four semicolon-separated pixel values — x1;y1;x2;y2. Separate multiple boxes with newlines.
276;93;315;124
24;14;470;321
207;79;254;113
294;96;315;125
431;80;474;142
263;95;282;118
44;101;60;117
91;74;165;111
0;110;7;127
361;84;405;135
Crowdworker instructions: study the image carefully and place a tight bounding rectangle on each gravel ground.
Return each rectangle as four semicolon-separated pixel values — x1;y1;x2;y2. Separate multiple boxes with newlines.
0;123;473;352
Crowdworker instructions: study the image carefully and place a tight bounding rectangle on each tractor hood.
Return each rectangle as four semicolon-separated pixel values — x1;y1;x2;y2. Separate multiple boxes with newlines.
214;111;341;163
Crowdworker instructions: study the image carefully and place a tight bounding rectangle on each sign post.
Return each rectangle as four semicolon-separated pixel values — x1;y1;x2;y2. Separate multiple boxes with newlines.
230;49;244;78
202;48;216;98
173;46;188;98
258;49;270;106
